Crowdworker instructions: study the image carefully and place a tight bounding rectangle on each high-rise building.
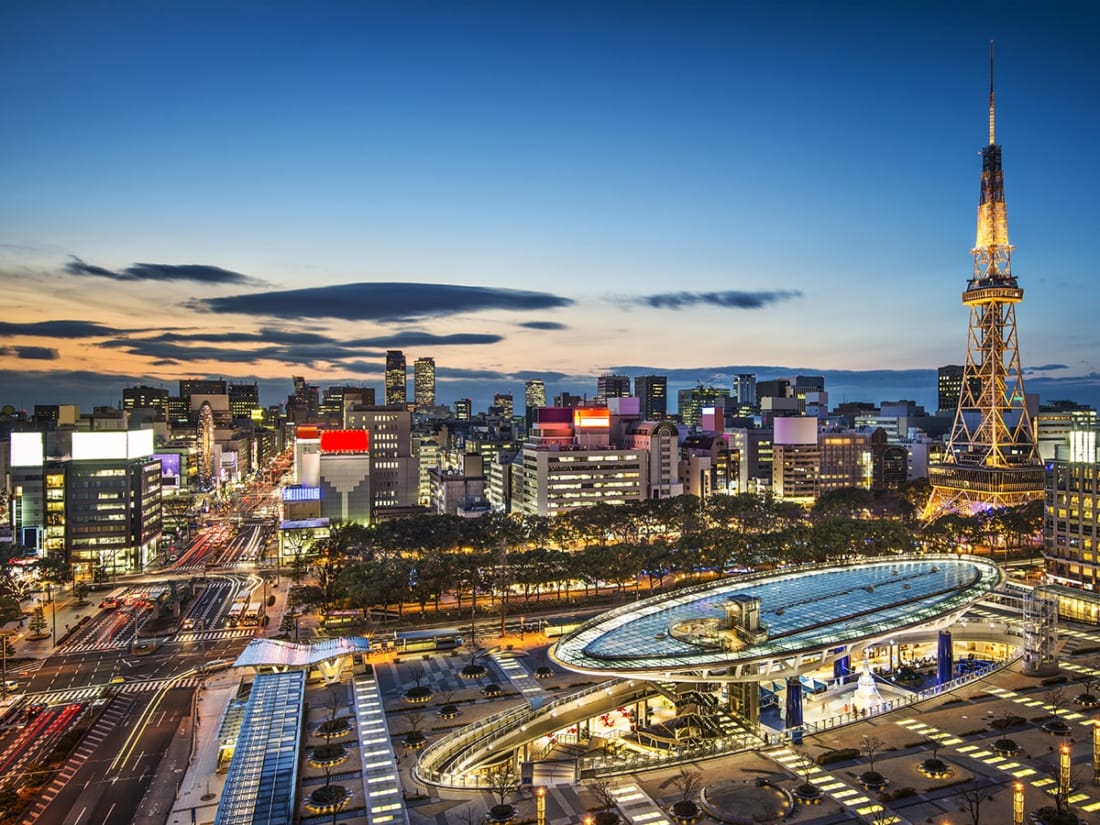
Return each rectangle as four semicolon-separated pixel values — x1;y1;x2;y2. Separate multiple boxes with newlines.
734;374;757;410
937;365;964;417
179;378;227;398
925;50;1044;518
1044;429;1100;588
678;385;730;428
319;385;375;425
122;385;169;418
634;375;667;420
414;357;436;411
454;398;472;421
596;374;631;404
491;393;514;420
524;379;546;411
228;383;259;421
384;350;407;407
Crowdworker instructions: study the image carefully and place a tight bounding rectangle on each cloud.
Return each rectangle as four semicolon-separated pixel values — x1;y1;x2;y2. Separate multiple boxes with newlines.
632;290;803;310
1026;363;1069;372
518;321;568;331
0;346;60;360
65;256;264;286
0;319;129;338
190;282;574;322
348;332;503;347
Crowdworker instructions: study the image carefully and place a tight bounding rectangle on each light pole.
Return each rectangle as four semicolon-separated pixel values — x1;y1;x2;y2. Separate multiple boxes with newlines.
46;582;57;645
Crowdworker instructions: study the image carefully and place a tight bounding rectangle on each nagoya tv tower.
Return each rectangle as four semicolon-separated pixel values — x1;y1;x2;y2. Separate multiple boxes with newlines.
924;45;1044;520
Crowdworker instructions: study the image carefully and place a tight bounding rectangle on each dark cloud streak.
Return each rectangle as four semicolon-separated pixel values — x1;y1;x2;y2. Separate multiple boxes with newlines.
633;290;803;310
65;257;264;286
191;282;573;322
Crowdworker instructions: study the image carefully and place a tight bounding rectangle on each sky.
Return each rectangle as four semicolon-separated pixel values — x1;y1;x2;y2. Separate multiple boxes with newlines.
1;1;1098;415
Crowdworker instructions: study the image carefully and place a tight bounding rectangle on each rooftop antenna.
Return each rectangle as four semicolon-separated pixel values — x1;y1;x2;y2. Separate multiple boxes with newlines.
988;39;995;145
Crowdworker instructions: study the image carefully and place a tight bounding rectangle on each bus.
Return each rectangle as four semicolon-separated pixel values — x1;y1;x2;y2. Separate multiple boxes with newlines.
321;609;362;629
226;600;247;628
391;628;463;653
242;602;265;627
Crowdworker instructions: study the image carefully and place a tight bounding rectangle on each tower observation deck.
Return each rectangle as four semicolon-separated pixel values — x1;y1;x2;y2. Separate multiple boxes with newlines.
925;45;1044;520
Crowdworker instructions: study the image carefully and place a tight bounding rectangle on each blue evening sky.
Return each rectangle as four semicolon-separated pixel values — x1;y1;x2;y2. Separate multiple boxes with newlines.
1;1;1097;412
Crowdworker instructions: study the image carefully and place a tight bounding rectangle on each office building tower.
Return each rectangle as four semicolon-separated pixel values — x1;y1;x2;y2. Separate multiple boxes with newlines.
926;49;1044;518
228;383;259;421
596;374;631;404
634;375;667;420
734;374;757;410
414;357;436;411
678;385;730;428
525;379;546;411
454;398;472;421
122;386;169;418
384;350;407;407
491;393;514;420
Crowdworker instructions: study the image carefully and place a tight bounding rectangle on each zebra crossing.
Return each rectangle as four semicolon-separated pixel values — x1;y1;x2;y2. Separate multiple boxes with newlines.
26;676;203;707
58;638;132;654
895;716;1100;816
174;627;257;644
768;747;906;824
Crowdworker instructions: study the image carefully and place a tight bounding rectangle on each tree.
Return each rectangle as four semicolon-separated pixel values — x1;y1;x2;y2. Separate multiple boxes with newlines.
27;606;49;640
485;761;519;808
588;778;621;825
669;764;703;821
954;783;998;825
859;734;887;783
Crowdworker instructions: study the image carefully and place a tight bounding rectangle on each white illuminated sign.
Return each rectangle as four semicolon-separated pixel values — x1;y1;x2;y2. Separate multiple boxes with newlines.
10;432;43;467
72;429;156;461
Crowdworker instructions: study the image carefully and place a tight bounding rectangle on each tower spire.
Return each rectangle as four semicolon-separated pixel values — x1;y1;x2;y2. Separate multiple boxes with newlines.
988;40;995;145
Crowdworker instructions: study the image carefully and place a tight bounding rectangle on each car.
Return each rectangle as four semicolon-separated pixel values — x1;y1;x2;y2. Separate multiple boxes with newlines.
181;618;196;630
109;676;126;685
26;702;46;720
3;680;19;693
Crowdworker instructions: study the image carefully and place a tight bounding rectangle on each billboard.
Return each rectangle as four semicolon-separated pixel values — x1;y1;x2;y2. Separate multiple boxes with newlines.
320;429;369;453
71;429;155;461
153;452;181;477
573;408;611;429
10;432;43;467
282;485;321;502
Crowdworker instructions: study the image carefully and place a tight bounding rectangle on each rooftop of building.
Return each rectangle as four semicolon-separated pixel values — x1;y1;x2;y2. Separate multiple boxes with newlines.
551;555;1002;680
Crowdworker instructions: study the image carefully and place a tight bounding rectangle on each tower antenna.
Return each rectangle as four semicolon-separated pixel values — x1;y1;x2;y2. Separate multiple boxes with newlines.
988;40;995;145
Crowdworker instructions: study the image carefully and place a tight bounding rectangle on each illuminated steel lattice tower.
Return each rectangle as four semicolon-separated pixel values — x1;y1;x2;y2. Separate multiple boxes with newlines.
924;47;1044;520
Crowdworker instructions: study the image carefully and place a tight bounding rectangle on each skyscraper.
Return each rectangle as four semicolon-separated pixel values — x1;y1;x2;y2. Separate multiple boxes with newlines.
925;50;1043;519
733;374;757;409
596;373;631;404
414;357;436;411
634;375;667;420
385;350;407;407
524;379;546;429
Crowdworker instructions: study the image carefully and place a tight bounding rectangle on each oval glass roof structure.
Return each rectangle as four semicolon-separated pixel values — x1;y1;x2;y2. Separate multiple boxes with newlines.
551;556;1003;679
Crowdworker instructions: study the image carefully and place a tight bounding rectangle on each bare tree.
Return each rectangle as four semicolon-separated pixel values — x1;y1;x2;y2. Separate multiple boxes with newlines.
1045;686;1067;721
409;661;427;690
671;764;703;802
954;783;998;825
403;708;427;748
860;734;887;777
485;761;519;807
589;778;620;816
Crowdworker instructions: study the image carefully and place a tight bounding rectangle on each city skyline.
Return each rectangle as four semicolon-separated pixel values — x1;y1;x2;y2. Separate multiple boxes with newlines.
2;2;1098;414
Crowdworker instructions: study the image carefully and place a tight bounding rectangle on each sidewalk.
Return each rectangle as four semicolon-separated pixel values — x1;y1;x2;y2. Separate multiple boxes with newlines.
4;589;92;677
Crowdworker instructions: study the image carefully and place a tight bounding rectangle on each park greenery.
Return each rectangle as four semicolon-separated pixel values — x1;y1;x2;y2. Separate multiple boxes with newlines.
280;486;1042;621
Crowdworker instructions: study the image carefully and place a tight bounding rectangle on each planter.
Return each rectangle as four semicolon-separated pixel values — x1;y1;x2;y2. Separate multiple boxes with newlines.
317;717;352;739
308;743;348;769
461;664;488;679
402;731;428;749
1028;807;1081;825
486;804;517;823
669;799;700;824
858;771;888;791
438;704;461;719
993;738;1021;757
1042;719;1073;736
917;758;952;779
1074;693;1099;708
305;784;351;814
482;683;504;697
404;686;434;704
534;666;553;679
792;784;823;805
594;812;620;825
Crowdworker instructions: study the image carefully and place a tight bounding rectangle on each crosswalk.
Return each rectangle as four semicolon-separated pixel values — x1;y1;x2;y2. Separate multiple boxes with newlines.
895;716;1100;817
768;747;906;824
606;780;672;825
57;626;255;654
26;676;203;707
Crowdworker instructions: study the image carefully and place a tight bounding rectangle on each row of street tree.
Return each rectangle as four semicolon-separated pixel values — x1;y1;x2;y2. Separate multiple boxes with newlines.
281;487;1043;620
